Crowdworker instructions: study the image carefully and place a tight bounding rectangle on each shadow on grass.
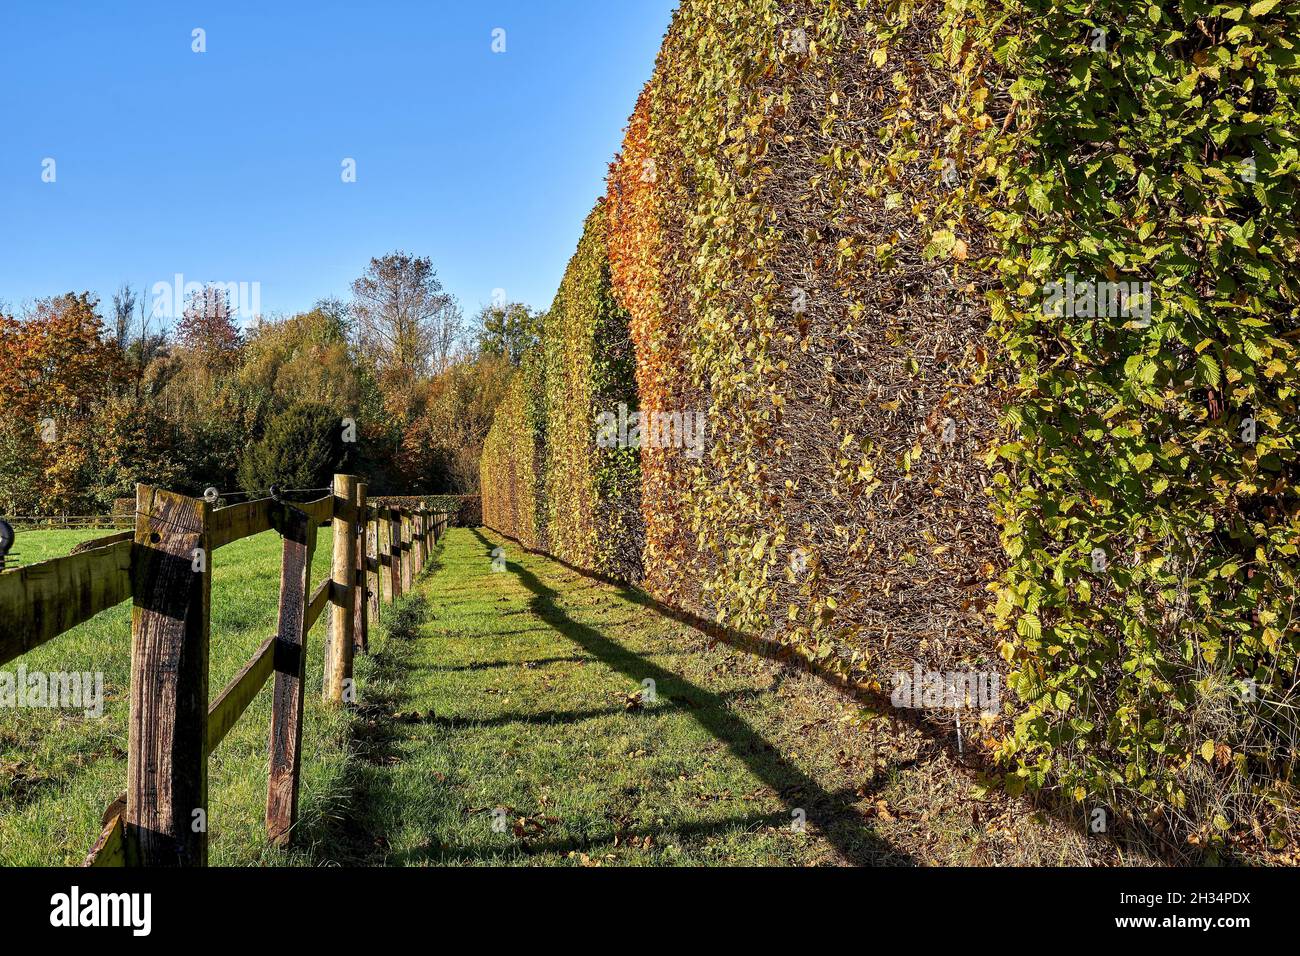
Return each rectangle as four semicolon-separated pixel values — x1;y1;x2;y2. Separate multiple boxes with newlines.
389;686;766;730
468;529;913;867
300;530;910;866
423;647;690;673
290;545;448;865
389;787;888;864
479;528;1224;866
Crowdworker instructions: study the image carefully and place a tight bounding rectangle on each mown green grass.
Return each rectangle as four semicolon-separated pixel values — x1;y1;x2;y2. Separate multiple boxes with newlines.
5;525;875;867
0;527;348;865
4;525;1088;867
319;527;905;866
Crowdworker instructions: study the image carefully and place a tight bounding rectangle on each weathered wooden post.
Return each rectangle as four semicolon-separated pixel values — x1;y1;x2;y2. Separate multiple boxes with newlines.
411;508;419;577
266;503;316;846
367;512;381;623
324;474;358;704
353;482;369;656
126;485;211;866
413;510;421;578
415;504;427;570
402;510;413;592
388;507;402;602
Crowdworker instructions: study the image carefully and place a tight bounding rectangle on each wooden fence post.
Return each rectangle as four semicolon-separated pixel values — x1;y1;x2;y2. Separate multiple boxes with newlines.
415;504;426;570
126;485;210;866
388;508;402;602
367;513;381;623
411;510;419;581
266;504;316;846
402;511;413;592
324;474;358;704
353;482;369;656
410;509;418;579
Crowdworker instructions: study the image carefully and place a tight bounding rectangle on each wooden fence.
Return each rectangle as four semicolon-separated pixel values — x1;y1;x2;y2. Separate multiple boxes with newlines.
0;474;451;867
2;514;134;531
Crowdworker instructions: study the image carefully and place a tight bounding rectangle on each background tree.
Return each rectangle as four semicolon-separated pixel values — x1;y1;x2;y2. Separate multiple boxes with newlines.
0;262;511;511
0;294;127;513
111;283;136;347
350;252;464;382
176;285;243;379
476;301;542;365
238;401;350;495
94;395;187;502
409;354;514;492
240;301;364;416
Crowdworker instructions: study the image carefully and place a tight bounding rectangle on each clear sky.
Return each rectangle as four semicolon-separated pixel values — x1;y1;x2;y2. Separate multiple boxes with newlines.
0;0;677;327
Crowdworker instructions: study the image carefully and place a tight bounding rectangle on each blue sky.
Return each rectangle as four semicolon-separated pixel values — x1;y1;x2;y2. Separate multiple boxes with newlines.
0;0;677;327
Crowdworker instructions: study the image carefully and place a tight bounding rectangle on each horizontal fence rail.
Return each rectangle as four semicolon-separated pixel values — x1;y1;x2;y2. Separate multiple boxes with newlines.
0;475;455;866
1;515;133;531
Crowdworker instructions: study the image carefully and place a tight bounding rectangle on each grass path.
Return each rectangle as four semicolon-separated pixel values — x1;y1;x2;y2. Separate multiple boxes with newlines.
320;526;889;865
4;525;1097;866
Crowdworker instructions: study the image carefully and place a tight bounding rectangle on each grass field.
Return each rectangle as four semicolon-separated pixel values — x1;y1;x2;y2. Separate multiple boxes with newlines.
301;528;845;865
3;525;1097;867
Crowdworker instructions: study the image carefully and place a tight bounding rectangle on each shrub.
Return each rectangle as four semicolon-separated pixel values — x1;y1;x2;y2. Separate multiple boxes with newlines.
239;401;350;494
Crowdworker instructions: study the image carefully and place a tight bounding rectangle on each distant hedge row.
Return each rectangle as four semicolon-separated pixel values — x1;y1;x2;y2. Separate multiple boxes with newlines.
482;205;643;578
483;0;1300;852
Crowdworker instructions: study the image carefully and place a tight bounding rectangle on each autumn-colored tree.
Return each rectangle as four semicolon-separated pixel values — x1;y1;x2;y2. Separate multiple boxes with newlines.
404;354;513;492
176;285;243;378
0;294;127;513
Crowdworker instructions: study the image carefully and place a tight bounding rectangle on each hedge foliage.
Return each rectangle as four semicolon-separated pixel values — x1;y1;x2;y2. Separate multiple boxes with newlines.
482;350;548;550
608;90;710;610
979;0;1300;841
606;0;1008;726
482;204;643;579
484;0;1300;847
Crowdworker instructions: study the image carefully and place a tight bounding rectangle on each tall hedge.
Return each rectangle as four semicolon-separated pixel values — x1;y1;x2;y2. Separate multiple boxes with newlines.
980;0;1300;842
605;0;1008;725
481;350;547;550
608;90;711;612
485;0;1300;850
483;203;643;580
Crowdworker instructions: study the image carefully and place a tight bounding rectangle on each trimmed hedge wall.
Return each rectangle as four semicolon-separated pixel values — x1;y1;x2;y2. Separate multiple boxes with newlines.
482;352;548;550
484;0;1300;850
483;203;643;580
981;0;1300;840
